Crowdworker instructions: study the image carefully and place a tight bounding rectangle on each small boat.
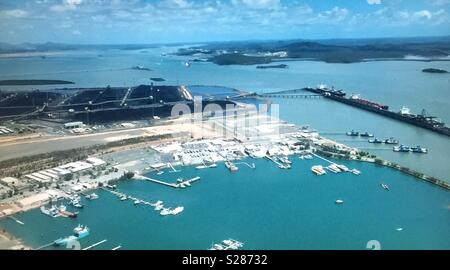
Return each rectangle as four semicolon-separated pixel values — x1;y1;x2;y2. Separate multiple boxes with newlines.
120;195;128;201
411;146;428;154
54;225;90;246
85;193;99;200
335;199;344;204
396;228;403;231
368;138;383;144
393;145;411;152
195;165;207;170
384;138;399;145
154;204;164;211
360;132;374;137
279;156;292;164
327;164;341;173
134;200;141;205
336;164;349;172
346;130;359;136
303;154;313;160
106;184;117;190
160;208;172;216
184;181;191;187
225;161;238;172
311;165;326;175
41;205;60;218
381;183;390;191
156;171;164;175
171;206;184;215
350;169;361;175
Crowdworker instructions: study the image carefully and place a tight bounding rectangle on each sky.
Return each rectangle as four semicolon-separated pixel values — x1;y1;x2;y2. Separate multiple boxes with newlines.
0;0;449;44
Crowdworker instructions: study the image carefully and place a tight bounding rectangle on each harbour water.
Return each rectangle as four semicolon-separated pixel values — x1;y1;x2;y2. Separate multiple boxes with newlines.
0;158;449;250
0;46;449;249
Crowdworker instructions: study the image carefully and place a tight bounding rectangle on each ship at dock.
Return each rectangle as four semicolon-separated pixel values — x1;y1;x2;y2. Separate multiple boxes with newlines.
304;84;450;137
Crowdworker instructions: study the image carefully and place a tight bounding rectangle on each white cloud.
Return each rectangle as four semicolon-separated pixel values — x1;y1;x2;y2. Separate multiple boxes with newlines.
413;10;432;19
0;9;29;18
50;0;83;12
367;0;382;5
232;0;280;9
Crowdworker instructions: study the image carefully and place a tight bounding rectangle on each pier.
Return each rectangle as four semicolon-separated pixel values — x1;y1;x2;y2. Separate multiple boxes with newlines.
138;175;200;188
8;216;24;225
83;239;107;250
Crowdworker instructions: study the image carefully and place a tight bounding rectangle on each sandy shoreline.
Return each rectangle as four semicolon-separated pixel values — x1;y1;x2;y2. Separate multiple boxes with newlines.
0;228;30;250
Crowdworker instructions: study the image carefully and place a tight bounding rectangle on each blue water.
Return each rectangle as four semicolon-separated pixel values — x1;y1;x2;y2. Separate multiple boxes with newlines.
0;46;449;249
1;158;449;250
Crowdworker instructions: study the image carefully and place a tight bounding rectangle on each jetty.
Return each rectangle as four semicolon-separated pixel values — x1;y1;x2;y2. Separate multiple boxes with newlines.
138;175;200;188
82;239;107;250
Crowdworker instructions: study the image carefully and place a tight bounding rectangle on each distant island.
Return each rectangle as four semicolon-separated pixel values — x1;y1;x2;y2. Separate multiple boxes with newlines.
150;77;165;82
0;79;74;86
422;68;448;73
256;64;288;69
177;38;450;65
209;53;271;65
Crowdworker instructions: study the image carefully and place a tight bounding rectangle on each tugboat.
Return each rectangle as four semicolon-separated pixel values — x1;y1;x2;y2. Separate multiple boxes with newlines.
346;130;359;136
411;146;428;154
54;225;89;246
368;138;383;143
393;145;411;152
360;132;374;137
384;138;399;145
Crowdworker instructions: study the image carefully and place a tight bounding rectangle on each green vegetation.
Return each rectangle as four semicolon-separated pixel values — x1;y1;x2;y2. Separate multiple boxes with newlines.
256;64;288;69
422;68;448;73
209;53;272;65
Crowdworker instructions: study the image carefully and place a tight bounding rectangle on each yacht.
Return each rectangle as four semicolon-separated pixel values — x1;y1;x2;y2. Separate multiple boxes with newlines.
368;138;383;144
54;225;89;246
411;146;428;154
393;145;411;152
327;164;341;173
381;183;390;191
225;161;239;172
311;165;326;175
85;193;99;200
171;206;184;215
336;164;349;172
335;199;344;204
384;138;399;145
360;132;374;137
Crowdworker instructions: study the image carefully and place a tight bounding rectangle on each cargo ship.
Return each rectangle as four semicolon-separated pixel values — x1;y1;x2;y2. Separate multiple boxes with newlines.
304;85;450;137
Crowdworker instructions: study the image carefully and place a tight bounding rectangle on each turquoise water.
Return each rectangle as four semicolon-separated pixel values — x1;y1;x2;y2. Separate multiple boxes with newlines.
1;158;449;250
0;47;449;249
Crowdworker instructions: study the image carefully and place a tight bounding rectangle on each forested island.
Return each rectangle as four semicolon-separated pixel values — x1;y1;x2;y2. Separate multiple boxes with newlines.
0;80;74;85
422;68;448;73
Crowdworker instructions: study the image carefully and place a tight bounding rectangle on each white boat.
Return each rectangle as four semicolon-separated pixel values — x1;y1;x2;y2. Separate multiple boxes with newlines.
85;193;99;200
279;156;292;164
154;204;164;211
311;165;326;175
335;199;344;204
120;195;128;201
160;208;172;216
350;169;361;175
195;165;207;170
156;171;164;175
171;206;184;215
184;182;191;187
396;228;403;231
304;154;313;160
134;200;141;205
327;164;341;173
336;164;349;172
381;183;389;191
